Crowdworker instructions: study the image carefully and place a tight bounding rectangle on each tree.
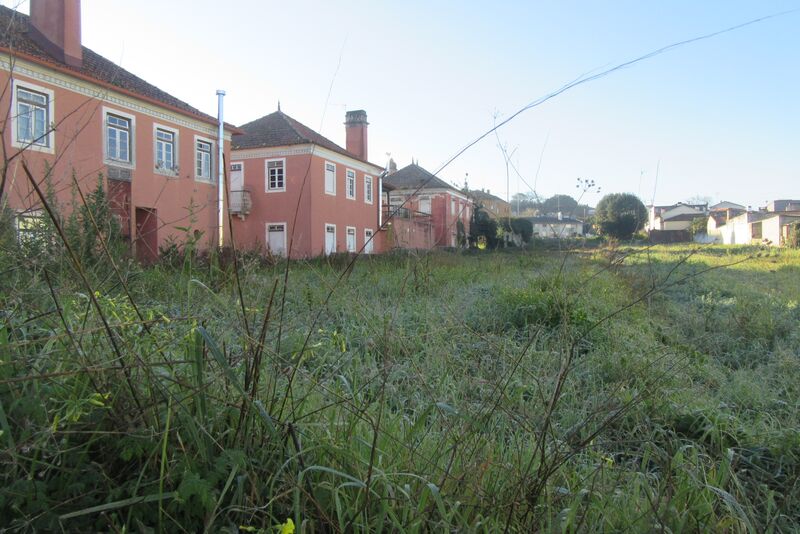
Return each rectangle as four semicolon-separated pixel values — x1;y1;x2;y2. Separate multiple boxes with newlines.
539;194;578;215
469;204;499;248
688;216;708;237
594;193;647;240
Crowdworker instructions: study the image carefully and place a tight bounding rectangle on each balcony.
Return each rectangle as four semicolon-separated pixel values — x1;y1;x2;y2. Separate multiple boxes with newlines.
383;204;432;221
230;189;252;216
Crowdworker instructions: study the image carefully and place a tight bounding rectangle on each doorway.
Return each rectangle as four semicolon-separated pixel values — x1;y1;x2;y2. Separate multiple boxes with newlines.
135;207;158;264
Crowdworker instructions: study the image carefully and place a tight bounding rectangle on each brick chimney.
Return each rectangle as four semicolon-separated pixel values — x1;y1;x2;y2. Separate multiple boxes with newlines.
29;0;83;68
345;110;368;161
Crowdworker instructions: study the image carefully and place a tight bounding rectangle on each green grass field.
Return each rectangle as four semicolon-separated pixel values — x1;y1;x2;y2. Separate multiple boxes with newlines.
1;238;798;531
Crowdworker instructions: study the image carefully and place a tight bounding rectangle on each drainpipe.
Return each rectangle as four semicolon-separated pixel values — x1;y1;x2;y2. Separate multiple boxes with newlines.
216;90;226;248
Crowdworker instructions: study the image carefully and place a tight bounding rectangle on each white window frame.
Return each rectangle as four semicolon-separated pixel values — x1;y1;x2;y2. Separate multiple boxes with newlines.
451;197;456;215
11;80;55;153
364;228;374;254
229;161;244;189
364;175;373;204
103;107;136;168
345;169;356;200
194;135;214;182
324;161;336;196
265;158;286;193
153;123;179;176
324;223;337;254
266;222;288;257
345;226;357;252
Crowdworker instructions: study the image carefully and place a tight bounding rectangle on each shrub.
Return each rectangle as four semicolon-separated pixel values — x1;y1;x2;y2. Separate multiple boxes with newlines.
595;193;647;240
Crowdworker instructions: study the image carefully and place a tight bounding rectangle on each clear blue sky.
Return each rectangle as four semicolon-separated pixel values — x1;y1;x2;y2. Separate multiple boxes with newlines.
5;1;799;207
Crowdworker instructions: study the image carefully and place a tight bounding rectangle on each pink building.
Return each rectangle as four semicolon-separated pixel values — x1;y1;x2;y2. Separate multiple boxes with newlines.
384;163;472;248
1;1;236;263
229;109;385;258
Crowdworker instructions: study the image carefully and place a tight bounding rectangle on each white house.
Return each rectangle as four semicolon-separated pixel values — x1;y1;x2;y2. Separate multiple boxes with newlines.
647;203;708;231
526;215;584;238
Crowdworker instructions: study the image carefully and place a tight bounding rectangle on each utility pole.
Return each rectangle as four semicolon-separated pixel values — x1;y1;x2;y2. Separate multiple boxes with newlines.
216;90;226;248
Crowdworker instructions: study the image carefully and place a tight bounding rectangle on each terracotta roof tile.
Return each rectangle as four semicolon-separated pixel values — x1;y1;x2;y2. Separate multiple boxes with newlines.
384;164;459;192
233;110;382;169
0;6;225;127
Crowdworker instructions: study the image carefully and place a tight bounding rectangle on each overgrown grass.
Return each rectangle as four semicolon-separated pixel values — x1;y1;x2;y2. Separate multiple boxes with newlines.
2;230;799;531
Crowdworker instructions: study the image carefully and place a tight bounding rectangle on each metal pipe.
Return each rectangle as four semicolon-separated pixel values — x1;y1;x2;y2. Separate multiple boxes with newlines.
216;90;225;248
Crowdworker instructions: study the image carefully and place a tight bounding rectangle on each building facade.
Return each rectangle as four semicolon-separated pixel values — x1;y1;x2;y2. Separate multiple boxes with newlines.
1;1;235;263
384;164;471;248
229;110;384;258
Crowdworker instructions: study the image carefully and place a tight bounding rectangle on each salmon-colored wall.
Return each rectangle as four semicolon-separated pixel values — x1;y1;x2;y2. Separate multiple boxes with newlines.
1;65;232;254
388;189;471;248
230;148;383;259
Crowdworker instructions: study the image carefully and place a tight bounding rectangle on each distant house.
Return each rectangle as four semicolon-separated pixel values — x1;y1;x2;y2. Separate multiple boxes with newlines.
230;109;384;258
752;212;800;246
708;199;800;246
764;199;800;212
467;189;510;219
1;1;237;263
710;201;746;211
384;163;471;248
525;215;584;238
646;202;708;232
706;204;745;243
718;211;768;245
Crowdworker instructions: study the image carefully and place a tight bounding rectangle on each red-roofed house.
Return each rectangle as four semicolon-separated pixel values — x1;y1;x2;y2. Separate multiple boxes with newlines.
229;109;385;258
383;163;471;248
1;1;237;262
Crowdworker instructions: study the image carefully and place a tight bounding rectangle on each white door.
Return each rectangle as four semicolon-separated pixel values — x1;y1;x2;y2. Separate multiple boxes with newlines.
267;224;286;256
346;227;356;252
364;229;374;254
230;162;243;191
325;224;336;254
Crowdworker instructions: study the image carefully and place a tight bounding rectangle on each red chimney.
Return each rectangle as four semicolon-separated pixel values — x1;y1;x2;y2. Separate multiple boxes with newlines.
345;110;368;161
29;0;83;68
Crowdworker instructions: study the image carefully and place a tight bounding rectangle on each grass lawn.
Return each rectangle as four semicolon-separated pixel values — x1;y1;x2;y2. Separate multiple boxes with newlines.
1;236;798;531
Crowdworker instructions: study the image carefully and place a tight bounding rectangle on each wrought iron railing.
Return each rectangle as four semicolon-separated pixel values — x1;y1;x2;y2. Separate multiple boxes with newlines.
230;189;252;215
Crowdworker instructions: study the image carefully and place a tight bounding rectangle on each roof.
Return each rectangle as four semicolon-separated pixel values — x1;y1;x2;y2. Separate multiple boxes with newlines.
710;201;745;210
649;202;708;214
467;189;508;204
709;212;728;225
0;6;231;129
384;164;460;192
661;213;707;222
526;216;582;224
232;110;381;168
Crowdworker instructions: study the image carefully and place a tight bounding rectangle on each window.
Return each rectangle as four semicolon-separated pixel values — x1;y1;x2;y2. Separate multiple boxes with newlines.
155;127;176;172
196;139;213;181
364;175;373;204
16;87;50;147
346;169;356;199
346;226;356;252
16;210;47;245
364;229;374;254
451;198;456;215
324;162;336;195
325;224;336;254
266;159;285;192
106;113;132;163
419;196;431;214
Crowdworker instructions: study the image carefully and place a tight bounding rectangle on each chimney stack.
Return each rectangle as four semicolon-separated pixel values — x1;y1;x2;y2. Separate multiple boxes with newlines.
345;110;368;161
29;0;83;68
388;157;397;174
